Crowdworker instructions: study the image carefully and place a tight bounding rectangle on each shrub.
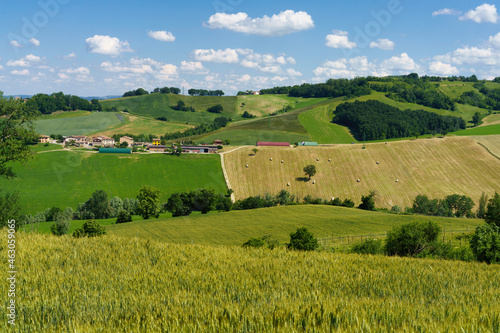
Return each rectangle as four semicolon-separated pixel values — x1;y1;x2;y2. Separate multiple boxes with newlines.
287;227;318;251
470;224;500;264
242;238;265;248
391;205;401;213
73;219;106;238
385;221;441;257
358;194;376;211
351;238;384;255
341;199;355;208
116;210;133;224
50;214;70;236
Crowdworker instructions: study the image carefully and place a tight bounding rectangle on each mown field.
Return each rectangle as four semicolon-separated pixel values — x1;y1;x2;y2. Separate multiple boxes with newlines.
473;135;500;159
3;230;499;332
35;112;124;136
481;113;500;126
1;151;227;214
224;137;500;208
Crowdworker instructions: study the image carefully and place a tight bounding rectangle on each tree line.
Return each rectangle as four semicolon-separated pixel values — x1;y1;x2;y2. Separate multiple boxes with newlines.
26;92;103;114
188;89;224;96
333;100;466;141
123;86;181;97
259;78;372;99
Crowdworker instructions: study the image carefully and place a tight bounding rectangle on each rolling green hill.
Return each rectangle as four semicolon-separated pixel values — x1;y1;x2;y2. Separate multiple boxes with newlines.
104;205;481;246
1;150;227;214
35;112;124;136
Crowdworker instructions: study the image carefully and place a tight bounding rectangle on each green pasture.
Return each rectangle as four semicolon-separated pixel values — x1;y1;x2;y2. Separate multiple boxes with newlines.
1;151;227;214
452;123;500;136
35;112;124;136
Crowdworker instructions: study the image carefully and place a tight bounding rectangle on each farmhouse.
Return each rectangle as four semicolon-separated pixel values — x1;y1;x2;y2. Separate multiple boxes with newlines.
213;139;223;145
39;135;50;143
181;145;218;154
91;136;115;147
152;138;161;145
257;142;290;147
65;135;89;145
148;145;166;152
120;136;134;146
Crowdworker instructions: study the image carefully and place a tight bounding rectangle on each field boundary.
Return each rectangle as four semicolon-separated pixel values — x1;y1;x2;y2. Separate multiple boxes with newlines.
477;142;500;161
219;146;251;202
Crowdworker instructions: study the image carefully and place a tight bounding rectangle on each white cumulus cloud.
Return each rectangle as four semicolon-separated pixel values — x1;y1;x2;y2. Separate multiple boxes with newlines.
459;3;499;23
29;38;40;47
489;32;500;48
432;8;461;16
11;69;30;76
180;61;209;74
147;31;176;42
7;54;41;67
10;40;22;48
62;67;90;75
192;48;240;63
325;30;356;49
287;68;303;77
370;38;395;50
380;53;420;73
205;10;314;37
429;61;459;75
86;35;133;56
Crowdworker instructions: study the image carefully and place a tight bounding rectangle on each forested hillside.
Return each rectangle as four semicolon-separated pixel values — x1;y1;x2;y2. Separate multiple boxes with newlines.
333;100;466;140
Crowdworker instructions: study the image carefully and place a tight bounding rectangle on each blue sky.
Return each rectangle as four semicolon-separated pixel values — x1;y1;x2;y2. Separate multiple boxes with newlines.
1;0;500;96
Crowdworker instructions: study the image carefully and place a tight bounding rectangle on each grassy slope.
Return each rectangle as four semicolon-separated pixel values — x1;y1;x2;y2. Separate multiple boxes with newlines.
104;205;482;246
6;230;500;332
35;112;123;136
452;124;500;136
224;137;500;208
1;151;227;214
101;94;238;125
481;113;500;126
92;113;193;137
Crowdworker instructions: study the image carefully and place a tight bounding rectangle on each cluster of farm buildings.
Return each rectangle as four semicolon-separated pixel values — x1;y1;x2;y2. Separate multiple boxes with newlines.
39;135;222;154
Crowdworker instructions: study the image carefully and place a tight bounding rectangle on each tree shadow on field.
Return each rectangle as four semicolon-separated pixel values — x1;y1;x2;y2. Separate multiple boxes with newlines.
295;177;310;182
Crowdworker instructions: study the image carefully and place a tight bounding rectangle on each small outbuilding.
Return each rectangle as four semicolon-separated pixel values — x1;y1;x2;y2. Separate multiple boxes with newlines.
99;148;132;154
257;142;290;147
300;141;319;146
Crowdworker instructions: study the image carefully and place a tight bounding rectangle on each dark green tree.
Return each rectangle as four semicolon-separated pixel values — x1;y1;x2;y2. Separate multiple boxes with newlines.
472;112;482;126
470;223;500;264
165;192;192;217
0;191;22;228
50;212;71;236
303;164;317;180
242;237;265;248
84;190;111;219
384;221;441;257
191;188;217;214
358;193;376;211
137;186;161;219
477;192;489;219
116;210;133;223
287;227;319;251
485;192;500;228
0;91;39;179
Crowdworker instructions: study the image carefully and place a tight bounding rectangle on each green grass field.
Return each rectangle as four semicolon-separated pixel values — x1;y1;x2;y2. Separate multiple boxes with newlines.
452;124;500;136
104;205;482;246
6;229;500;332
198;129;311;145
40;110;92;119
93;113;193;137
1;151;227;214
35;112;124;136
438;81;477;99
101;94;239;125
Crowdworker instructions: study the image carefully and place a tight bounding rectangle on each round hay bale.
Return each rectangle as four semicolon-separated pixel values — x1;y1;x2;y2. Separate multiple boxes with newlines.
328;159;331;162
313;180;316;184
287;182;290;186
316;158;319;161
357;179;360;183
376;161;380;164
246;164;248;168
281;160;284;163
396;179;399;182
270;158;273;161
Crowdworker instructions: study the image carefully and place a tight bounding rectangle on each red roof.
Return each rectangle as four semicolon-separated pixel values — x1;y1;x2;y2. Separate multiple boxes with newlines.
257;142;290;147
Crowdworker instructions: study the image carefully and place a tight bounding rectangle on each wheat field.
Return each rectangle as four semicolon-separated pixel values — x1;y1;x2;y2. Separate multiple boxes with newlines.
1;230;500;332
224;137;500;208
